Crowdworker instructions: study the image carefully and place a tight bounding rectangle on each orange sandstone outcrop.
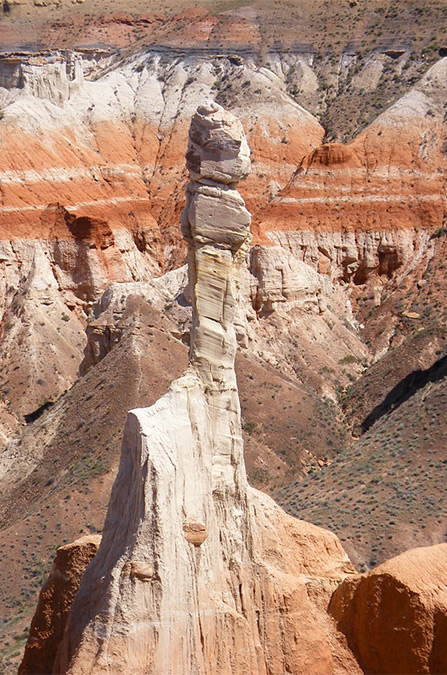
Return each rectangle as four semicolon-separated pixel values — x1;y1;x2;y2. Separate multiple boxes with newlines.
18;534;101;675
329;543;447;675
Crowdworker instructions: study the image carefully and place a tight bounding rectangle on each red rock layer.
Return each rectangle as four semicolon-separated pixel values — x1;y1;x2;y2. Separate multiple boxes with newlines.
0;113;322;267
0;121;157;237
256;114;446;238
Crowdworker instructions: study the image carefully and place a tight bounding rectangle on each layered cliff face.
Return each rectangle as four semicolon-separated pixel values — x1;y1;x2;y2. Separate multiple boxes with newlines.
53;104;359;675
0;48;322;254
0;48;325;428
256;57;447;287
1;8;446;671
1;46;446;430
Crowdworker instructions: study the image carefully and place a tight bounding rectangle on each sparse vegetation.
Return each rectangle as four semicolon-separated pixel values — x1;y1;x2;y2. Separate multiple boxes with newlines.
430;226;446;239
0;1;447;670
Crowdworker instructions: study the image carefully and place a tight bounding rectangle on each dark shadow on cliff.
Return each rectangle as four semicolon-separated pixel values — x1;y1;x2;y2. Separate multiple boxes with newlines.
362;355;447;433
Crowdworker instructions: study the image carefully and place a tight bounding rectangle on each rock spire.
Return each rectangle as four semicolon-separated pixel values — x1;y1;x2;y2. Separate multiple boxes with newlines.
181;101;252;489
54;103;357;675
182;101;252;391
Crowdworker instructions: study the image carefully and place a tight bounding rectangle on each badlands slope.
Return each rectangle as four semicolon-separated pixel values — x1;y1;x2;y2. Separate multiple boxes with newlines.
0;1;447;671
15;98;447;675
1;47;446;428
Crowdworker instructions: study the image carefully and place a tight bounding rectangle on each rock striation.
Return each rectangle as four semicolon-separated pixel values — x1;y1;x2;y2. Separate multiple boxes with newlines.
54;103;359;675
182;101;252;394
256;57;447;283
0;49;323;428
2;51;445;429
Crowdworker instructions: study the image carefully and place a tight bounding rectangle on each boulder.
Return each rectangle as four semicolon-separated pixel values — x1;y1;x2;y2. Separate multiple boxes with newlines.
186;101;251;184
329;543;447;674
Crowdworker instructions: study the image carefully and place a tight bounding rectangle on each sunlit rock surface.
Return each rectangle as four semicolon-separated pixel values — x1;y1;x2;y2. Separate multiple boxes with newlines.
54;103;359;675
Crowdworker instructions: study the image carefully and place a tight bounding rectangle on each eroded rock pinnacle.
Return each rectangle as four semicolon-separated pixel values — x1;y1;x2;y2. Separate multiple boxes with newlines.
182;101;252;390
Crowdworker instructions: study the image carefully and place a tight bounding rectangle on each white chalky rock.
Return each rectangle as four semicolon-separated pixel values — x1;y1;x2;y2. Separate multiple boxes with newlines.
55;105;358;675
182;102;252;393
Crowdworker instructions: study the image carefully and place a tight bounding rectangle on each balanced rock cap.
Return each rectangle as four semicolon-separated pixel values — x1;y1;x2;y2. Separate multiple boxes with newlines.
186;100;251;184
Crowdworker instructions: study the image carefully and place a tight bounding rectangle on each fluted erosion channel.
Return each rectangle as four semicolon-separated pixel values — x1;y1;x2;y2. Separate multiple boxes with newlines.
53;103;359;675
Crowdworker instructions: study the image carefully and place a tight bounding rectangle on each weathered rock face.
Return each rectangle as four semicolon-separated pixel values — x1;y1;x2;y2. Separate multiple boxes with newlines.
80;265;189;374
249;244;330;314
182;101;252;393
0;48;322;260
241;243;368;393
0;48;323;430
1;50;445;432
54;104;359;675
256;57;447;284
263;228;430;286
329;543;447;675
18;535;101;675
0;243;87;421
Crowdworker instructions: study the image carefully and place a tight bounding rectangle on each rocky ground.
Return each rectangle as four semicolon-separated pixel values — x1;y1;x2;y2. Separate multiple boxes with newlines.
0;1;447;672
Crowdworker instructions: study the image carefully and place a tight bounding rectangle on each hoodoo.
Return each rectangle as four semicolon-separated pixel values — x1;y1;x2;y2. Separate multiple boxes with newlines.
54;103;359;675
